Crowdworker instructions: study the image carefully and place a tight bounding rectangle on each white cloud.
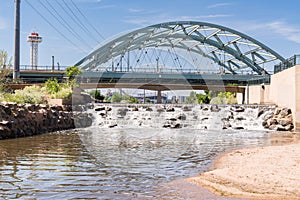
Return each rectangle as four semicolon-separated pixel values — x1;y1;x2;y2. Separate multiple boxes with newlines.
266;21;300;44
181;14;233;20
232;20;300;45
123;14;232;26
207;3;232;9
128;8;144;13
127;8;162;16
94;4;115;9
123;19;151;26
123;13;172;26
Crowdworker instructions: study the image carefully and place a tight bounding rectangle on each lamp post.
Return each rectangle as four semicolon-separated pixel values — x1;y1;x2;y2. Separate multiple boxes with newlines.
52;56;54;72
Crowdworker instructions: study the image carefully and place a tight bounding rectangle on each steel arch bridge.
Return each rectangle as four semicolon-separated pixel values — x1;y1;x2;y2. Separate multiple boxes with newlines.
76;21;285;75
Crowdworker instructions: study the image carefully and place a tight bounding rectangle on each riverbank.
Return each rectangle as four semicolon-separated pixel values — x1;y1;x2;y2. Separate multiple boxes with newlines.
0;102;93;139
187;132;300;200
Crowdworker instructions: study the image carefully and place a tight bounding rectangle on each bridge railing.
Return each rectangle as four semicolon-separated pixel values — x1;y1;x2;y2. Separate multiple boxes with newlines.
20;65;68;71
274;54;300;74
97;67;264;75
247;76;270;85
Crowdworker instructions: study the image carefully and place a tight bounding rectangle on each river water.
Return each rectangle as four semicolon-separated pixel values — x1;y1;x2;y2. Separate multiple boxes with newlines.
0;126;272;199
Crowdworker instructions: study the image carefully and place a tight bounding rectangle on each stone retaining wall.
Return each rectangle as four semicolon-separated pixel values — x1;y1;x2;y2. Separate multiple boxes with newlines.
0;102;93;140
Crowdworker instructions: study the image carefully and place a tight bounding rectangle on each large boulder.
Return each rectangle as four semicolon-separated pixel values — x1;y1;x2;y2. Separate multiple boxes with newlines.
210;105;220;112
278;118;293;126
177;113;187;120
231;106;245;112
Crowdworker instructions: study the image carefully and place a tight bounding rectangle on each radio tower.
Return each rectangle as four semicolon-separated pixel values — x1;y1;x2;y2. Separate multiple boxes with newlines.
27;32;42;69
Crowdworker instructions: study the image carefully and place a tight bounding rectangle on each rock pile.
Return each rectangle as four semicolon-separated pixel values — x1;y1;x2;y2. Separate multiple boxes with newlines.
262;107;294;131
0;102;93;140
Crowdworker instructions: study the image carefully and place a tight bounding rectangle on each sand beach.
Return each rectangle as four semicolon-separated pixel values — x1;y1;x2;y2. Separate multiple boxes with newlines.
188;132;300;200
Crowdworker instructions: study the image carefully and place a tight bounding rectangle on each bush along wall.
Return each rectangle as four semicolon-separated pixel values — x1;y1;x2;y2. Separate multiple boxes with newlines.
0;102;93;140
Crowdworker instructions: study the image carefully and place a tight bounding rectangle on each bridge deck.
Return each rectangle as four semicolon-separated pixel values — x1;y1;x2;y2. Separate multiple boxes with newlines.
79;83;245;93
4;70;268;93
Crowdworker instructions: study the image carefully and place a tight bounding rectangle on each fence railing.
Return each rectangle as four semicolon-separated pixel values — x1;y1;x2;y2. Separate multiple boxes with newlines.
274;55;300;74
19;65;68;71
247;76;270;85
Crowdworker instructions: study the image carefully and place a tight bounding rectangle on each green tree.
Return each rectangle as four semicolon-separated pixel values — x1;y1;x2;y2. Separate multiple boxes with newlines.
89;90;104;100
0;50;12;70
196;91;211;104
185;91;198;104
0;50;13;82
145;98;151;103
66;66;82;80
210;91;237;104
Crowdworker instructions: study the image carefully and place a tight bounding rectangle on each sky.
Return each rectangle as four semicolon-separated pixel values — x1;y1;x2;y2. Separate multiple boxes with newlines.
1;0;300;67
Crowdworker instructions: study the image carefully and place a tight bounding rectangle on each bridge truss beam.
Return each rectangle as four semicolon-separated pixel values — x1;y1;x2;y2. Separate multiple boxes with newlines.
76;21;285;75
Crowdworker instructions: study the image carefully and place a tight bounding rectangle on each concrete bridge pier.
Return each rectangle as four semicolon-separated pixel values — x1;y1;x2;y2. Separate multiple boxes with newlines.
157;90;162;104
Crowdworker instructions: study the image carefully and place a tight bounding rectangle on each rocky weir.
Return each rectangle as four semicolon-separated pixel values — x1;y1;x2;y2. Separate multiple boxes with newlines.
262;107;294;131
0;102;93;140
0;103;294;140
92;104;294;131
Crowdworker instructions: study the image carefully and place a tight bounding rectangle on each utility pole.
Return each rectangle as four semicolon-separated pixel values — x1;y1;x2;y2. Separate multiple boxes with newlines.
13;0;21;80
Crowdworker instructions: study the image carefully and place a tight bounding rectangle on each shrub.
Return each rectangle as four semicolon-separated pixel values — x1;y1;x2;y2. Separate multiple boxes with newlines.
128;96;139;103
197;93;210;104
111;93;122;103
89;90;104;100
1;85;47;104
226;94;238;104
66;66;82;80
55;87;72;99
185;91;198;104
44;78;61;94
210;96;224;105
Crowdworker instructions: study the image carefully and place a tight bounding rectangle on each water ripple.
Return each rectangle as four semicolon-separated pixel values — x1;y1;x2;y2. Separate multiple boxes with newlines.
0;129;271;199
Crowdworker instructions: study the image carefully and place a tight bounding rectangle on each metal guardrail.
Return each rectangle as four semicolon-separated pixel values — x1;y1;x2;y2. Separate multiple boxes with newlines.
19;65;68;71
1;65;272;86
274;55;300;74
98;67;272;75
15;65;274;76
247;76;271;85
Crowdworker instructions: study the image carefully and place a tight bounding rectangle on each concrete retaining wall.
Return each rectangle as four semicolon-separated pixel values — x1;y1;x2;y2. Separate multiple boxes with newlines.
246;65;300;131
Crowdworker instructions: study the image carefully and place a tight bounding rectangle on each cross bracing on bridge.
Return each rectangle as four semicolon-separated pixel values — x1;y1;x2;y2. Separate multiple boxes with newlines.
76;21;285;75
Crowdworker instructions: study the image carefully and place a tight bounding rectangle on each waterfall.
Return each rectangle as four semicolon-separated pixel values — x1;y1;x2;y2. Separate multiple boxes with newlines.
90;104;275;131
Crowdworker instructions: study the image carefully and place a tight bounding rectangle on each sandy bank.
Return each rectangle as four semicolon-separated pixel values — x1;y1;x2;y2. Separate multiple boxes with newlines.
187;133;300;200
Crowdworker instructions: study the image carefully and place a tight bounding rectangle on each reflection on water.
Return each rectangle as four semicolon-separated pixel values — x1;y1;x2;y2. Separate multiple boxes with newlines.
0;128;271;199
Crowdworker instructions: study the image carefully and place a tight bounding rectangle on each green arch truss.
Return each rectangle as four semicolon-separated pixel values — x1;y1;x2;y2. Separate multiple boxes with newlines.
76;21;285;75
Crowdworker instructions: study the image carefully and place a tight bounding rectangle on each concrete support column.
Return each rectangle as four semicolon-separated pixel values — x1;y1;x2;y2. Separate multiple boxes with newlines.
157;90;162;104
295;67;300;131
